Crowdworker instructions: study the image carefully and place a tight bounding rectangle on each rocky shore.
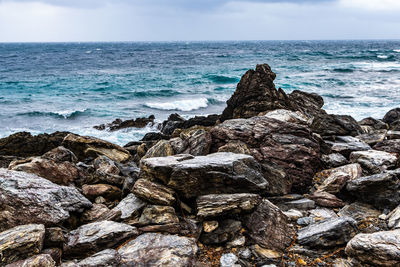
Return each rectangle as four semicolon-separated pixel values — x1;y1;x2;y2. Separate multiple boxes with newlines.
1;64;400;266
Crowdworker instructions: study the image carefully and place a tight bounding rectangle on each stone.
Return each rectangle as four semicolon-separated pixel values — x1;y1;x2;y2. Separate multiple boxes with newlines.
227;235;246;248
211;116;321;194
80;204;111;224
110;193;147;221
44;227;64;248
94;115;155;131
140;153;268;198
282;209;304;221
118;233;199;266
203;221;219;233
278;198;315;211
321;153;349;168
42;146;78;163
200;219;242;245
64;221;138;259
326;136;371;158
262;109;312;125
374;139;400;154
359;117;388;131
132;178;175;205
0;224;45;265
63;249;121;267
383;108;400;125
160;114;219;136
345;229;400;266
62;133;131;162
387;205;400;229
6;254;56;267
245;199;294;252
138;205;179;226
350;150;398;175
82;184;121;201
252;244;281;259
217;141;251;155
387;130;400;139
142;140;175;159
196;193;261;218
316;163;362;194
338;202;381;223
308;208;338;221
309;190;345;208
0;169;92;231
42;248;62;266
297;217;357;248
220;253;239;267
93;155;120;175
346;169;400;209
356;130;387;145
170;128;212;156
311;114;362;137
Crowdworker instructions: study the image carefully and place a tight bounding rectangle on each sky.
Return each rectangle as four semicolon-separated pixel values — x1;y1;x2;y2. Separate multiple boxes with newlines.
0;0;399;42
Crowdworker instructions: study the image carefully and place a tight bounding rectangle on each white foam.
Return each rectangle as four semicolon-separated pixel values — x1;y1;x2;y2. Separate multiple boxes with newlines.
393;49;400;53
145;98;209;111
377;55;388;59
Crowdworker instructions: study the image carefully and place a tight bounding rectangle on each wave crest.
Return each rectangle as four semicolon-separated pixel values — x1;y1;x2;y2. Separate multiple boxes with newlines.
144;98;209;111
17;108;89;119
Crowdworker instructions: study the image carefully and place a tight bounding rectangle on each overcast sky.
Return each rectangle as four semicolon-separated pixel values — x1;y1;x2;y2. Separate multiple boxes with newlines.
0;0;399;42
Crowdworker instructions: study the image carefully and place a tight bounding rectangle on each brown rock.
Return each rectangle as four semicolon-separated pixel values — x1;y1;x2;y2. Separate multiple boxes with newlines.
6;254;56;267
132;178;175;206
309;190;345;208
137;205;179;226
82;184;121;201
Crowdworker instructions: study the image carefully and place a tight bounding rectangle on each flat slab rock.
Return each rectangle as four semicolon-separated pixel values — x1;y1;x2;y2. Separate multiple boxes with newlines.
140;152;268;198
350;149;398;175
345;229;400;266
117;233;199;267
62;249;120;267
132;178;176;205
0;169;92;231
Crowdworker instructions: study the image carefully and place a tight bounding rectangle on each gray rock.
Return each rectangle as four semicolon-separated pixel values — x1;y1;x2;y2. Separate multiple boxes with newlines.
93;155;120;175
118;233;199;267
220;253;239;267
62;249;120;267
309;190;345;208
350;150;398;175
0;224;45;265
132;178;175;205
356;130;387;146
6;254;56;267
345;229;400;266
311;114;362;137
138;205;179;226
338;202;381;223
111;193;147;220
200;219;241;245
308;208;338;221
263;109;312;126
170;128;212;156
326;136;371;158
374;139;400;154
64;221;138;259
387;205;400;229
196;193;261;218
282;209;304;221
140;153;268;198
278;198;315;211
321;153;349;168
0;169;92;231
297;217;357;247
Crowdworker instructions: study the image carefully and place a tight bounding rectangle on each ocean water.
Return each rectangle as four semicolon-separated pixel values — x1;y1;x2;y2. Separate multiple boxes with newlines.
1;40;400;145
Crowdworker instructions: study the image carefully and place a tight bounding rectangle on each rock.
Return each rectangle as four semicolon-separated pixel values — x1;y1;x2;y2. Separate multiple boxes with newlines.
316;163;362;194
309;208;338;221
82;184;121;201
383;108;400;125
226;235;246;248
217;141;251;155
220;253;239;267
42;146;78;163
93;115;155;131
44;227;65;248
387;130;400;139
252;244;281;260
160;114;219;136
0;224;45;265
93;155;120;175
356;130;387;145
196;193;261;218
262;109;312;125
41;248;62;266
160;113;186;135
132;178;175;205
350;150;398;175
277;198;315;211
312;114;362;137
64;221;138;259
63;249;121;267
142;140;175;159
346;169;400;209
170;128;212;156
297;217;357;248
118;233;199;266
9;157;81;185
138;205;179;226
345;229;400;266
62;133;131;162
200;219;242;245
140;153;268;198
374;139;400;154
309;190;345;208
282;209;304;221
0;131;69;157
245;199;294;252
80;204;111;223
0;169;92;231
321;153;349;168
140;132;171;142
387;205;400;229
326;136;371;158
6;254;56;267
203;221;219;232
211;115;321;194
338;202;381;223
110;193;147;221
359;117;388;131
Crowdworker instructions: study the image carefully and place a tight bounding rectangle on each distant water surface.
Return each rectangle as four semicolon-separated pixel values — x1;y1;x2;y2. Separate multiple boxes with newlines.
0;40;399;145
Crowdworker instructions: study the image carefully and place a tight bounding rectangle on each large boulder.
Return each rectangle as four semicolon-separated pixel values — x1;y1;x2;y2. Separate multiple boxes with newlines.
140;153;268;198
311;114;362;137
0;169;92;231
211;116;321;194
117;233;199;266
0;224;45;265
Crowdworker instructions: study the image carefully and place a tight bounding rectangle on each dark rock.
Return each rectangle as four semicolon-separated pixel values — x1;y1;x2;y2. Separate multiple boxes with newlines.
42;248;62;266
42;146;78;163
0;156;22;168
325;136;371;158
277;198;315;211
311;114;362;137
82;184;122;201
137;205;179;226
309;190;345;208
387;205;400;229
356;130;387;146
63;249;120;267
338;202;381;223
321;153;349;168
170;128;212;156
142;140;175;159
80;204;111;224
6;254;56;267
94;115;155;131
383;108;400;125
387;130;400;140
44;227;64;248
140;132;170;142
160;114;220;136
0;224;45;265
359;117;388;131
200;219;241;245
374;139;400;154
0;169;92;231
132;178;175;205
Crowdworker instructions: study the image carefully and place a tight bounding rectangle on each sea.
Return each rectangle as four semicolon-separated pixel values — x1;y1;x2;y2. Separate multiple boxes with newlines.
1;40;400;145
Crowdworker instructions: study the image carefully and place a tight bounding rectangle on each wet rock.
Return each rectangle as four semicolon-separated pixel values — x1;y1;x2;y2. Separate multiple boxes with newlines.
62;133;131;162
110;193;147;221
374;139;400;154
0;131;69;157
82;184;121;201
309;190;345;208
0;169;92;231
326;136;371;158
140;153;268;198
0;224;45;265
297;217;357;248
200;219;241;245
345;229;400;266
321;153;349;168
220;253;239;267
338;202;381;223
132;178;175;205
350;150;398;175
346;169;400;209
118;233;199;266
262;109;312;126
245;199;295;252
64;220;138;259
211;115;321;194
80;204;111;223
138;205;179;226
316;163;362;194
312;114;362;137
6;254;56;267
387;205;400;229
44;227;64;248
94;115;155;131
62;249;120;267
356;130;387;145
196;193;261;218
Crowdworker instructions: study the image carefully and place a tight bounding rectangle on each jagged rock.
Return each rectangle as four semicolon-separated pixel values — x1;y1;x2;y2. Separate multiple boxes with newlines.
200;219;241;245
170;128;212;156
0;169;92;231
140;132;171;142
132;178;175;205
44;227;64;248
93;155;120;175
374;139;400;154
138;218;200;237
321;153;349;168
350;150;398;175
309;191;344;208
81;204;111;223
110;193;146;221
338;202;381;223
211;116;321;194
82;184;121;201
64;221;138;259
0;131;69;157
326;136;371;158
196;193;261;218
220;253;239;267
359;117;388;131
94;115;155;131
345;229;400;266
138;205;179;226
316;163;362;193
283;209;304;221
6;254;56;267
387;205;400;229
262;109;312;126
140;153;268;198
42;146;78;163
62;249;120;267
297;217;357;247
217;141;251;155
118;233;199;266
62;133;131;162
356;130;387;145
312;114;362;137
245;199;294;252
142;140;175;159
346;169;400;209
252;244;281;260
0;224;45;265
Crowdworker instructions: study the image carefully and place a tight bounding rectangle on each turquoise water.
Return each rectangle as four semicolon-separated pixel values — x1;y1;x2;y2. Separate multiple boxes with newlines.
1;41;400;145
